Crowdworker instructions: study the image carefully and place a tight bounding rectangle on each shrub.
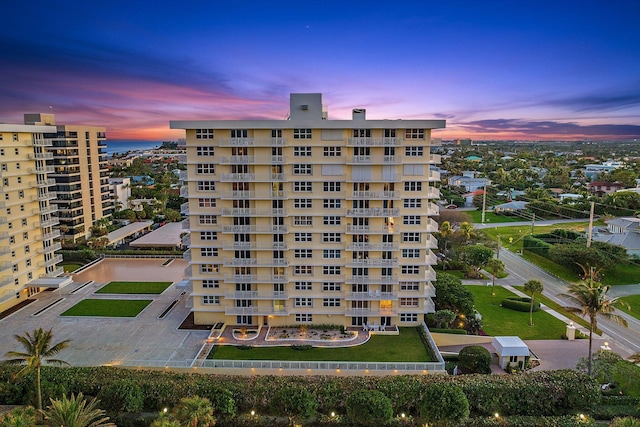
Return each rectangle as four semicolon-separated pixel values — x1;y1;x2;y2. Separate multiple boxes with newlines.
97;379;144;413
523;235;552;257
193;381;236;420
458;346;492;374
269;385;317;421
345;390;393;425
608;417;640;427
501;297;540;312
419;383;469;426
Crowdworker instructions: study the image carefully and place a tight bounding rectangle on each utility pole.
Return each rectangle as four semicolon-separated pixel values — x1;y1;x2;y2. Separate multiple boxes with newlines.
530;212;535;234
587;201;595;248
497;234;501;259
481;177;487;224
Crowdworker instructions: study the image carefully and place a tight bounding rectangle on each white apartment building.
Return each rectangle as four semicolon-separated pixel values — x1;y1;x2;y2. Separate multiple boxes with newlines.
171;93;444;328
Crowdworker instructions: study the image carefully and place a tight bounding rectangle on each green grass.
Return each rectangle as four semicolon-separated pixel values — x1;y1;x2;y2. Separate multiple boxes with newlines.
466;285;567;339
522;251;579;282
96;281;172;294
61;299;152;317
481;222;589;253
467;210;522;224
62;263;82;273
618;295;640;321
601;263;640;286
209;327;432;362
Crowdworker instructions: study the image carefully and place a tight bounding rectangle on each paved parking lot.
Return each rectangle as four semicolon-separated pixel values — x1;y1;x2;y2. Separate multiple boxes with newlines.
0;258;209;367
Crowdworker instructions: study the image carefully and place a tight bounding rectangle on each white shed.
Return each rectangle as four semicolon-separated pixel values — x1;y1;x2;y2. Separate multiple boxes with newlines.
492;336;529;369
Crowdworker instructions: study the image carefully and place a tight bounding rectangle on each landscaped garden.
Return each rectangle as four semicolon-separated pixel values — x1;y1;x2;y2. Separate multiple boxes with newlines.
209;327;433;362
96;281;172;294
60;298;152;317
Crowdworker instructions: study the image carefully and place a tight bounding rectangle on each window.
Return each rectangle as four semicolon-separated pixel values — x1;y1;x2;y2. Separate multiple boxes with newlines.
18;190;24;199
198;198;216;208
294;266;313;275
322;233;341;242
384;129;396;138
402;249;421;258
294;146;312;156
403;215;421;225
12;264;18;273
293;216;313;226
21;218;27;226
25;259;31;267
197;181;216;191
237;315;253;325
400;298;419;307
400;282;420;291
322;282;341;291
403;198;422;208
22;232;28;240
9;236;14;244
202;280;219;288
294;198;312;209
293;164;312;175
294;298;312;307
404;181;422;191
323;298;341;307
402;265;420;274
2;178;7;186
405;146;424;156
324;147;341;157
323;249;341;259
195;129;214;139
1;164;6;172
272;129;282;138
323;199;341;209
296;314;313;322
400;313;418;322
200;248;218;257
199;215;217;225
293;181;312;192
196;164;215;174
294;232;312;242
323;182;341;192
231;129;248;138
196;146;215;156
405;129;425;139
293;129;312;139
200;264;219;273
12;133;18;141
323;216;341;225
202;296;220;304
353;129;371;137
15;163;20;170
401;232;418;243
323;266;341;275
295;281;312;290
294;249;312;258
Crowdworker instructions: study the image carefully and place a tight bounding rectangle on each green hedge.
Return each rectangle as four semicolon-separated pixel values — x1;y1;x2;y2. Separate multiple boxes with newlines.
429;328;468;335
522;235;553;257
462;414;595;426
501;297;541;312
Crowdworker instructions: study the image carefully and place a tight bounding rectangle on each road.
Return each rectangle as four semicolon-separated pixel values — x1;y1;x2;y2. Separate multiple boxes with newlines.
496;248;640;358
474;218;591;229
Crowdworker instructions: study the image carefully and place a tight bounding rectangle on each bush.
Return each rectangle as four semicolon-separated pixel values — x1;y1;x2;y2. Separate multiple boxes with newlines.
462;414;596;426
97;380;144;413
269;385;317;421
193;381;236;420
458;346;492;374
608;418;640;427
345;390;393;425
419;383;469;426
501;297;541;312
523;235;552;257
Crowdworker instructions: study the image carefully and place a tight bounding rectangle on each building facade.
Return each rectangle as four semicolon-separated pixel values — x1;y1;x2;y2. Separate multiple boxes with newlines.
171;94;444;328
24;114;113;242
0;123;67;313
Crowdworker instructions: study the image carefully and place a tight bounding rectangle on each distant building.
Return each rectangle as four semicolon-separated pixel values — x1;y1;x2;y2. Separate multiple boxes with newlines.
109;177;131;210
584;161;623;179
588;181;625;197
590;217;640;256
448;171;489;192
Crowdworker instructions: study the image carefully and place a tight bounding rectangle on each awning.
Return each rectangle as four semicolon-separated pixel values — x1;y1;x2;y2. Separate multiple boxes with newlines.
28;276;74;289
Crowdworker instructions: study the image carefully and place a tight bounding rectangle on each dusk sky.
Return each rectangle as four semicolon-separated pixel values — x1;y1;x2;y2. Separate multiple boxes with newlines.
1;1;639;141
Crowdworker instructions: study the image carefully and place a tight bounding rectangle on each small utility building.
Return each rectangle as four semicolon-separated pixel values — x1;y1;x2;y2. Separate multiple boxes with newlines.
492;336;529;369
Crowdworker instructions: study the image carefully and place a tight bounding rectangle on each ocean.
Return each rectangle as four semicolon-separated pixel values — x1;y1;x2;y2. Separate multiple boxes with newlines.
105;140;163;156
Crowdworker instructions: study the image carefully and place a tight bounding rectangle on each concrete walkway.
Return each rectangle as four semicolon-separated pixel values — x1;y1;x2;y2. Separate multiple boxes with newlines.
214;325;371;347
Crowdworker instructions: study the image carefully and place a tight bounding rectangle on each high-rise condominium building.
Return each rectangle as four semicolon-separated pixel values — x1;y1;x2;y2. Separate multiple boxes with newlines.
24;114;113;242
0;122;70;313
171;94;444;327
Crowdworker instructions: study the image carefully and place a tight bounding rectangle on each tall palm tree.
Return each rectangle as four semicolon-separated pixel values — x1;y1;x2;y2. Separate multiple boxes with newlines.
172;396;215;427
459;222;475;241
523;279;544;326
2;328;71;412
41;393;113;427
486;258;505;296
559;280;629;376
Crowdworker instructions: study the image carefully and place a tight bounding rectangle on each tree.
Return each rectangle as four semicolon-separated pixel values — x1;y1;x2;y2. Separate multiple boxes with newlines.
523;279;544;326
172;396;215;427
486;258;505;296
458;244;493;279
433;273;475;315
458;345;492;374
41;393;113;427
459;222;475;241
559;280;629;375
2;328;71;412
419;383;469;426
345;390;393;425
433;310;457;329
269;385;317;424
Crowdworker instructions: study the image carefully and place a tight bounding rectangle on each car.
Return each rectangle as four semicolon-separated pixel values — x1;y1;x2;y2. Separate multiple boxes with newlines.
445;204;458;209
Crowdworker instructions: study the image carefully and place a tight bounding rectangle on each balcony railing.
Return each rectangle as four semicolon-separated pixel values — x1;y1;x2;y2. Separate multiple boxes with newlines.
224;306;289;315
223;274;288;283
221;242;288;250
345;291;398;301
346;137;403;146
347;258;399;267
221;225;288;233
346;208;400;217
346;155;402;164
221;208;287;217
346;242;399;251
223;258;289;267
346;276;398;284
348;191;400;200
224;291;288;300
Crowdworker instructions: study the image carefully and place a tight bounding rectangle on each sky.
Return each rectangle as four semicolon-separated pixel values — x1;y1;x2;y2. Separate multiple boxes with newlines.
1;1;639;141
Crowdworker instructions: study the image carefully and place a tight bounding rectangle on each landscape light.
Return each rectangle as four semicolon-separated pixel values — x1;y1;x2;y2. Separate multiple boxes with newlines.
251;410;255;416
331;412;335;417
494;413;500;418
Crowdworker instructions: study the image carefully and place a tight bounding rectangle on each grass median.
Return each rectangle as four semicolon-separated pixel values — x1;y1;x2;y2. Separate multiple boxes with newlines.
61;299;152;317
96;281;172;294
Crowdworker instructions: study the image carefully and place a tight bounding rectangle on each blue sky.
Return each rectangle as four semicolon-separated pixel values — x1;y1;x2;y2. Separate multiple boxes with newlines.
1;0;639;140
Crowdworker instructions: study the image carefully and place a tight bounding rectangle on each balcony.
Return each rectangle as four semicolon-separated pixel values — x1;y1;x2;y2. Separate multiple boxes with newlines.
220;173;256;182
224;291;288;300
348;191;400;200
33;138;53;146
29;165;55;174
0;275;13;286
345;308;397;317
0;246;9;255
180;187;189;198
427;170;441;181
346;155;401;164
41;229;61;241
40;242;62;254
183;249;192;262
46;267;64;277
346;137;402;146
426;186;440;199
346;208;400;217
219;191;289;200
428;153;442;164
223;258;289;267
180;202;189;215
221;225;288;234
224;306;289;315
0;261;12;272
40;217;60;227
35;178;56;188
222;242;288;250
221;208;287;217
223;274;288;283
345;291;398;301
346;276;398;284
27;152;53;160
182;234;191;247
346;242;399;251
181;218;190;230
38;191;57;201
348;258;399;268
41;254;63;268
346;225;399;234
425;266;437;281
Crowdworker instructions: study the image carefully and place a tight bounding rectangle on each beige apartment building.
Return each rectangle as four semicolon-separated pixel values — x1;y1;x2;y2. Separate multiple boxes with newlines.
0;123;69;313
24;114;113;242
171;93;444;328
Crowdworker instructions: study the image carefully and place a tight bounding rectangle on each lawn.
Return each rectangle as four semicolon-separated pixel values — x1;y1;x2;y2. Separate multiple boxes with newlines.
96;281;172;294
61;299;152;317
209;327;432;362
618;295;640;321
466;285;567;339
62;263;82;273
481;222;590;253
466;210;522;224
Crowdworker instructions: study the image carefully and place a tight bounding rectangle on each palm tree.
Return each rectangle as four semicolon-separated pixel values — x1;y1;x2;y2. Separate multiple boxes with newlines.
486;258;505;296
459;222;475;241
41;393;113;427
2;328;71;412
523;279;544;326
559;280;629;376
172;396;215;427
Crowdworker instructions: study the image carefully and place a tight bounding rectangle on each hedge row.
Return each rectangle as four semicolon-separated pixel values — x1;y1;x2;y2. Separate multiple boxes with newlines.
501;297;541;312
522;235;552;257
0;366;600;420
